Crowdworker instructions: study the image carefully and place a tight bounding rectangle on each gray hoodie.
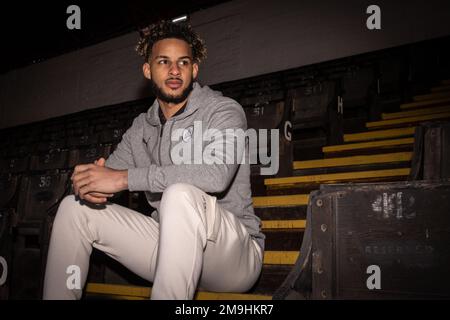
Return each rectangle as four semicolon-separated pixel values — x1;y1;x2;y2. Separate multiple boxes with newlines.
106;82;265;251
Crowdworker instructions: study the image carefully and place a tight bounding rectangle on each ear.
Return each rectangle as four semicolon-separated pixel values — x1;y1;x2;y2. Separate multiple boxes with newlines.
142;62;151;80
192;62;199;80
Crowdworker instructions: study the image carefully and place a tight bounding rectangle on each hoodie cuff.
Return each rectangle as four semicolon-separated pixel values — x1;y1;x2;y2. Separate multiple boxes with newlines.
127;167;151;191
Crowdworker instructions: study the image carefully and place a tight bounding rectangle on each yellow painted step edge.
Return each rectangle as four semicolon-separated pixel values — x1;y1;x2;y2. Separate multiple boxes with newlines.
265;168;411;187
431;85;450;92
85;252;299;298
366;111;450;129
86;283;151;297
264;251;299;265
343;127;416;143
413;91;450;102
262;219;306;229
253;194;309;207
382;105;450;120
293;152;412;170
400;96;450;110
85;283;272;300
194;292;272;300
323;137;414;153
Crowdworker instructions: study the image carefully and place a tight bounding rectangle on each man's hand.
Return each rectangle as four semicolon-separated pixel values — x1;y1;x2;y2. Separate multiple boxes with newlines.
71;157;128;204
81;158;114;203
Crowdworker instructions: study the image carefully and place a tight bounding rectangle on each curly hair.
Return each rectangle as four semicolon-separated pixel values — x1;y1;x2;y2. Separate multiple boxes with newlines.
136;20;207;64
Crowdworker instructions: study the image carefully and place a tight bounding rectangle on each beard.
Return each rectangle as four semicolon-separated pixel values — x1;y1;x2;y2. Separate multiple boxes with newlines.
151;76;195;104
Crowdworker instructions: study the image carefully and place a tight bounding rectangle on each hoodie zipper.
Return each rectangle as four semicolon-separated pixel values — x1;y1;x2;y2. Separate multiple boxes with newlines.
168;121;175;164
156;108;198;166
159;121;177;165
158;124;164;165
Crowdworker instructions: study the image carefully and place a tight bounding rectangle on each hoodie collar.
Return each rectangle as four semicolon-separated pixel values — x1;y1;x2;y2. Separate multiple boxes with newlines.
146;82;203;126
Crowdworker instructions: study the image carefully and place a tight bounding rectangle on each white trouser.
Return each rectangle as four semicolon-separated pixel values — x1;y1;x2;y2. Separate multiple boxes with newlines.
43;183;263;300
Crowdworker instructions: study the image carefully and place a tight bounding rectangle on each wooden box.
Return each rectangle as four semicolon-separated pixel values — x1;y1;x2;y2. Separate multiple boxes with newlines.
311;180;450;299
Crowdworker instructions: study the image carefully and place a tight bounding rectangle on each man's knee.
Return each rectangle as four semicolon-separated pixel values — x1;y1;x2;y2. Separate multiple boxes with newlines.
57;195;79;214
54;195;86;224
160;183;204;218
161;183;198;204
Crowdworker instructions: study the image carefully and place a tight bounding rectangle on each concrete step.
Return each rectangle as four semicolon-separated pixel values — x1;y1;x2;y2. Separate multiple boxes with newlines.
262;219;306;229
253;194;309;208
265;168;410;189
323;137;414;154
293;152;412;170
431;85;450;93
413;91;450;102
400;96;450;110
366;111;450;129
85;283;273;300
382;105;450;120
343;127;416;143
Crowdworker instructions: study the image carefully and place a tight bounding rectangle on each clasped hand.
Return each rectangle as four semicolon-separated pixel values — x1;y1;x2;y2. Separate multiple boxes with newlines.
71;157;128;204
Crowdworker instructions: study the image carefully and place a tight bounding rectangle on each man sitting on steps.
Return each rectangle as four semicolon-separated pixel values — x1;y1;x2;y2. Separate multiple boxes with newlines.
43;20;265;300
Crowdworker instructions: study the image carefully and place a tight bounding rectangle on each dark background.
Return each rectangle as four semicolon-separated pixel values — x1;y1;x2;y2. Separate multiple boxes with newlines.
0;1;230;74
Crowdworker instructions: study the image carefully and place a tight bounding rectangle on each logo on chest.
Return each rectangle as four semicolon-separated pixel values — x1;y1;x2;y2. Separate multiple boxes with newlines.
182;126;194;142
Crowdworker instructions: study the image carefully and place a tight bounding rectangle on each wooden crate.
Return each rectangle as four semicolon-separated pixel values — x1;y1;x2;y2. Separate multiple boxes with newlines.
311;180;450;299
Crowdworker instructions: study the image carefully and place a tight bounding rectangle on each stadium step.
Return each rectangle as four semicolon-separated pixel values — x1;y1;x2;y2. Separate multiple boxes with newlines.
261;219;306;229
254;195;308;230
264;251;299;265
323;137;414;155
85;283;273;300
400;96;450;110
366;111;450;129
343;127;416;143
381;105;450;120
431;85;450;93
252;194;309;207
84;250;300;300
413;91;450;102
264;168;410;189
293;152;412;170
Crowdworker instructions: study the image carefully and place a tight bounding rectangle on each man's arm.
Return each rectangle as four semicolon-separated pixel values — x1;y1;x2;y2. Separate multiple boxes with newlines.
104;117;139;170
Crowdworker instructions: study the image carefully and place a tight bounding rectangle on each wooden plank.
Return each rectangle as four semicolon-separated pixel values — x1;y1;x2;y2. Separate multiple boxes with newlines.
431;85;450;92
293;152;412;170
264;251;299;265
85;283;272;300
366;112;450;129
382;105;450;120
253;194;309;208
400;96;450;110
343;127;416;143
413;91;450;102
265;168;411;188
323;138;414;153
262;219;306;229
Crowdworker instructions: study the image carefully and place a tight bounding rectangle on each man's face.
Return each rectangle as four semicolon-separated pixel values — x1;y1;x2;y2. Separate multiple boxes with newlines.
143;38;199;104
